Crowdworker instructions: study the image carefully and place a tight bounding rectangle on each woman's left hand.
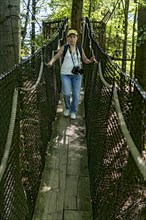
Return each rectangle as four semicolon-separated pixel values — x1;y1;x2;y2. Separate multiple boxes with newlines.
90;56;96;63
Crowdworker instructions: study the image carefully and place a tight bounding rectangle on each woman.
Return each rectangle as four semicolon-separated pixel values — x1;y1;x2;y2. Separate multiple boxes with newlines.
47;29;95;119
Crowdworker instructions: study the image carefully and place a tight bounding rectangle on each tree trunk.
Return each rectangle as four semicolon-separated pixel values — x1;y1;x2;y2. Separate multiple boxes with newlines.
21;0;31;48
71;0;83;43
130;5;137;78
122;0;130;72
0;0;21;74
88;0;92;18
31;0;36;55
135;6;146;90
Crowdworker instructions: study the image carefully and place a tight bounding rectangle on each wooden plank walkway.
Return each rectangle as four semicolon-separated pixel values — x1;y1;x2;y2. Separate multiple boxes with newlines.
33;91;93;220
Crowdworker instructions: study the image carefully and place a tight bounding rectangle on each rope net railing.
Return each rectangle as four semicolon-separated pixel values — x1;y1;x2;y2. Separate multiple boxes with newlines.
83;17;146;220
0;18;68;220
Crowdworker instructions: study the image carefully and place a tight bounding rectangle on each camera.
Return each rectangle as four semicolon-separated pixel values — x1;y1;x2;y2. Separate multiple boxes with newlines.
72;66;83;75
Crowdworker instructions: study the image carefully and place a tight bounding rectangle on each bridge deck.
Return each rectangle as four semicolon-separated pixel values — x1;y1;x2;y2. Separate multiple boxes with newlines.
33;91;93;220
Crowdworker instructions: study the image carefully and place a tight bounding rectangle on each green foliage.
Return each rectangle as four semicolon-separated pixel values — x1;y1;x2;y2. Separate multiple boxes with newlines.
20;0;52;57
137;24;146;46
139;0;146;7
34;34;50;49
48;0;72;19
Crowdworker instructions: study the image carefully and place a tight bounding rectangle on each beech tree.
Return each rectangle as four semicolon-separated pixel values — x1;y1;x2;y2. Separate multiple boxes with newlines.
71;0;83;38
0;0;21;74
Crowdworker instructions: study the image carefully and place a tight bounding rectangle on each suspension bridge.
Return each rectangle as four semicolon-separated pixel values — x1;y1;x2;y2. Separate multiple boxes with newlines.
0;17;146;220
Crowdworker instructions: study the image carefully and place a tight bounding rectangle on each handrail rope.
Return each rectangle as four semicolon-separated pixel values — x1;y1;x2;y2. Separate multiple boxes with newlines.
0;88;19;182
57;39;62;66
20;53;44;92
57;21;68;49
98;61;112;89
58;22;69;65
50;21;68;65
98;61;146;180
83;19;94;57
59;22;68;43
48;19;68;41
81;18;86;48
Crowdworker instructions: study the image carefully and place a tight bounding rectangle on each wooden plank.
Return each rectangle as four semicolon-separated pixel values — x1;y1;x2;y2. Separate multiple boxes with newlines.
65;175;78;195
45;143;60;170
67;144;89;176
64;175;92;211
64;175;78;209
78;176;91;197
64;194;77;210
77;196;92;211
64;210;93;220
77;176;92;211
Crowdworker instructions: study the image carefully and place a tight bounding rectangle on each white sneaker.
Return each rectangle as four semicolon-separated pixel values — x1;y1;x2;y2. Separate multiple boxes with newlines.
64;109;70;117
71;113;76;120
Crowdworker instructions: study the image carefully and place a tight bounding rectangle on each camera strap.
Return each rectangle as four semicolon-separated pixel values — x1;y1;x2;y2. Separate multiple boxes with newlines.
69;46;80;67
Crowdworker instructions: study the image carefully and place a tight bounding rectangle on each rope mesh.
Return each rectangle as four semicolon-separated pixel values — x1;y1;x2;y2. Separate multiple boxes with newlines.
83;17;146;220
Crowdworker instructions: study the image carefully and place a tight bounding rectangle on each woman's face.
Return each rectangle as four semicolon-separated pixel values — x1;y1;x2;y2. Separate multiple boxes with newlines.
67;34;78;45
